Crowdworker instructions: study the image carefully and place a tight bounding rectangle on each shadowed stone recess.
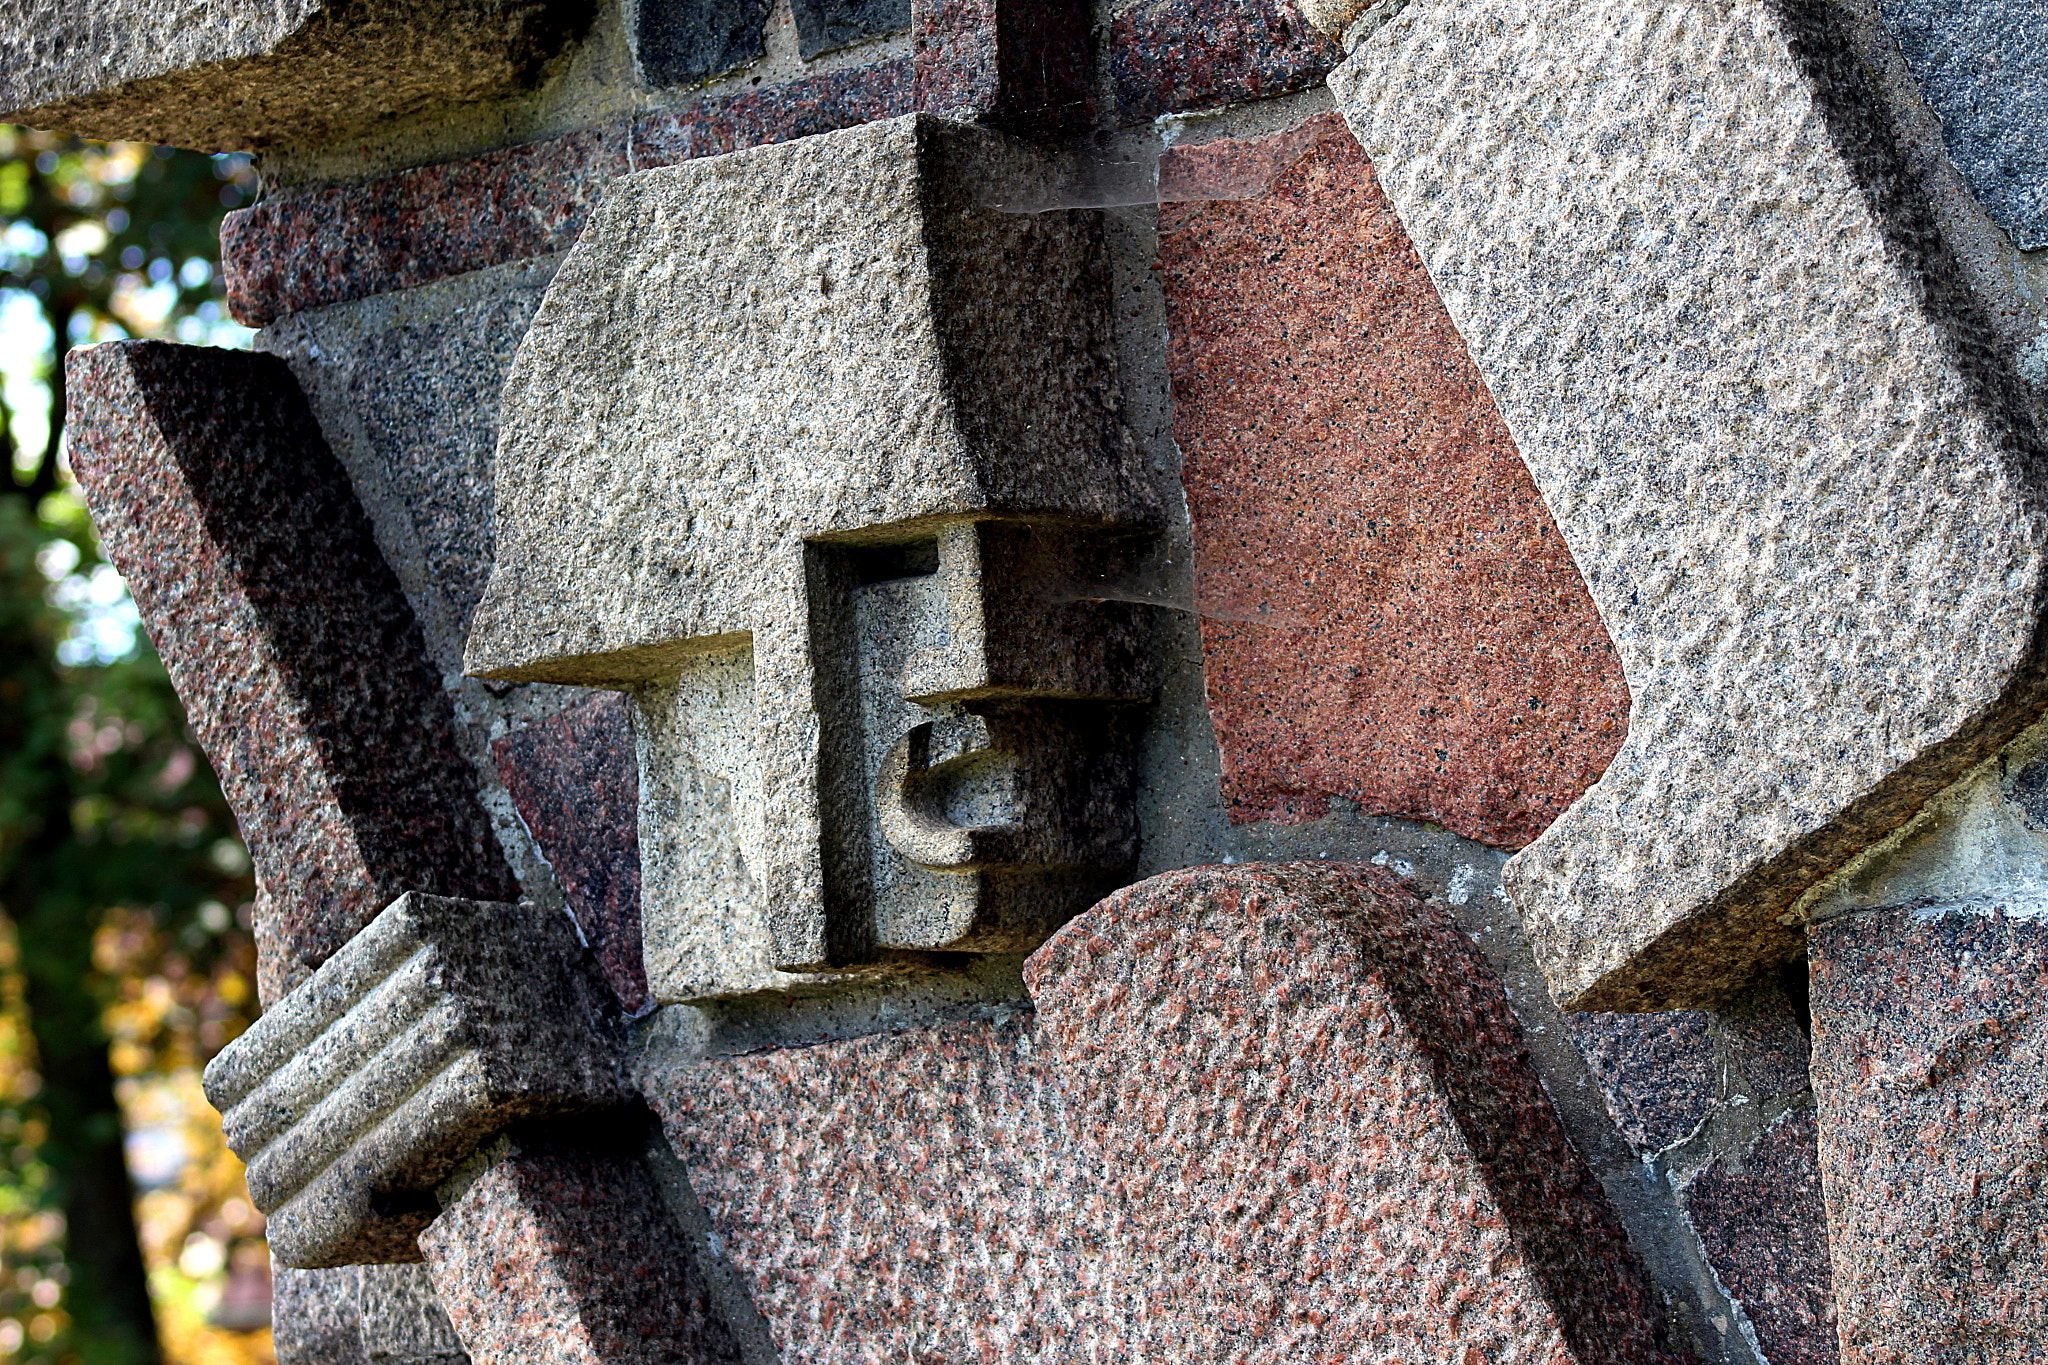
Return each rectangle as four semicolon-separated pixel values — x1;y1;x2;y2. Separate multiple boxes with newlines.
1159;117;1627;850
204;893;625;1268
0;0;590;149
493;695;648;1013
64;341;518;1005
629;0;771;87
1564;1012;1716;1157
646;864;1686;1362
1810;903;2048;1360
793;0;909;59
1334;0;2048;1011
1874;0;2048;250
1108;0;1338;121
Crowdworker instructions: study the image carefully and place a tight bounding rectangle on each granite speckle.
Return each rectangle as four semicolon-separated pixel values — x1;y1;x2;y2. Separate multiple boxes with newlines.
493;694;648;1013
64;341;517;1004
1159;118;1627;850
912;0;1092;129
1681;1107;1838;1365
794;0;909;60
646;864;1687;1362
1565;1011;1717;1157
1810;903;2048;1361
629;0;772;87
1109;0;1338;121
1336;0;2048;1011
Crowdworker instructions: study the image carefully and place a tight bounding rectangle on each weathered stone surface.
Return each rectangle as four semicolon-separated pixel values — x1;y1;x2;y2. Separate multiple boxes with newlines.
794;0;908;59
1334;0;2048;1010
65;341;518;1004
1810;903;2048;1360
492;695;647;1013
646;863;1685;1362
1108;0;1338;120
274;1260;470;1364
1875;0;2048;250
1681;1107;1837;1365
465;114;1157;995
0;0;588;150
629;0;771;87
1565;1011;1716;1157
419;1141;741;1365
913;0;1093;129
204;893;625;1267
1158;116;1627;850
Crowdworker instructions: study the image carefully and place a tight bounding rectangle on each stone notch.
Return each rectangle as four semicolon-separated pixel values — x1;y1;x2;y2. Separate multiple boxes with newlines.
0;0;589;150
1331;0;2048;1010
465;113;1158;999
66;341;518;1005
203;893;625;1269
649;864;1688;1362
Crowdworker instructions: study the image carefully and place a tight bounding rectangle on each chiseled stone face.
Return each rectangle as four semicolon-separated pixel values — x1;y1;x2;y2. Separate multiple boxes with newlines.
465;114;1158;997
0;0;589;150
1333;0;2048;1010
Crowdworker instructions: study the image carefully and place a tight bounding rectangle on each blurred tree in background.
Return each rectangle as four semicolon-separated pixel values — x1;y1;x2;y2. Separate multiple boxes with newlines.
0;126;272;1365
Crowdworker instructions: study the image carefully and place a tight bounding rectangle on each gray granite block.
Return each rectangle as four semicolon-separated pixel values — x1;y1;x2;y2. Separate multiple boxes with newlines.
793;0;908;59
1875;0;2048;250
1332;0;2048;1011
628;0;771;88
204;893;625;1268
0;0;589;149
464;114;1159;996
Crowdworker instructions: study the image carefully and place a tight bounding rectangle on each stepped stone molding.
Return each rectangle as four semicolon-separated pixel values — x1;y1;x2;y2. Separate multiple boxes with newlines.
1329;0;2048;1010
465;113;1158;998
204;893;625;1268
0;0;589;149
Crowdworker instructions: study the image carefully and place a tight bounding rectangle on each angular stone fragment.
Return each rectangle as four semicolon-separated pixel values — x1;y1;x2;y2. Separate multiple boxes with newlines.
66;341;518;1004
1809;902;2048;1360
465;114;1158;998
647;864;1685;1362
203;893;625;1268
1333;0;2048;1010
0;0;588;150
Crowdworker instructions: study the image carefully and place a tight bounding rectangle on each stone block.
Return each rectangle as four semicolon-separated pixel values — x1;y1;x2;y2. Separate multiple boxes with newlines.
65;341;517;1003
913;0;1092;129
647;863;1686;1362
629;0;771;87
1810;903;2048;1360
493;695;647;1013
203;893;625;1268
1109;0;1338;121
1334;0;2048;1010
1565;1011;1716;1157
419;1142;741;1365
1875;0;2048;249
1681;1107;1837;1365
464;114;1158;996
0;0;589;149
794;0;909;59
1157;116;1627;851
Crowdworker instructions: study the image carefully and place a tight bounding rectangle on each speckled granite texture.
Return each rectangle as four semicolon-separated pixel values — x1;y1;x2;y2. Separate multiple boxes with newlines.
1565;1012;1716;1156
629;58;914;166
1811;904;2048;1361
64;341;517;1004
793;0;908;59
1158;118;1626;850
1683;1107;1837;1365
1336;0;2048;1011
629;0;772;87
912;0;1091;128
493;695;647;1013
420;1143;741;1364
0;0;587;148
1108;0;1337;120
648;864;1686;1363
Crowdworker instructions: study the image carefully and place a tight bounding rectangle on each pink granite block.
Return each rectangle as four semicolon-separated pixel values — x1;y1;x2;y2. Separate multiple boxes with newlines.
648;864;1687;1363
1158;118;1628;850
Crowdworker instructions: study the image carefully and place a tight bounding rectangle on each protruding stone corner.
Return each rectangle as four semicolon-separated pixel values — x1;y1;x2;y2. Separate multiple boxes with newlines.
204;891;628;1269
1335;0;2048;1015
0;0;592;151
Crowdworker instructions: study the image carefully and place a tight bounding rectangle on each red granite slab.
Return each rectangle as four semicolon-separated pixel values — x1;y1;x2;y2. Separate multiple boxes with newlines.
646;864;1688;1363
1108;0;1338;121
1158;117;1628;849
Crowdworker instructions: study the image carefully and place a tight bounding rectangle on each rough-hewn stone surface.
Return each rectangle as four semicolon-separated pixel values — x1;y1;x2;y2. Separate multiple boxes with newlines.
1108;0;1337;120
629;0;771;87
64;341;518;1004
1875;0;2048;250
1159;117;1627;851
0;0;588;149
1682;1107;1837;1365
1565;1012;1716;1156
204;893;625;1267
492;695;647;1014
794;0;909;59
1335;0;2048;1011
913;0;1092;129
647;864;1685;1363
1810;903;2048;1361
420;1143;742;1365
